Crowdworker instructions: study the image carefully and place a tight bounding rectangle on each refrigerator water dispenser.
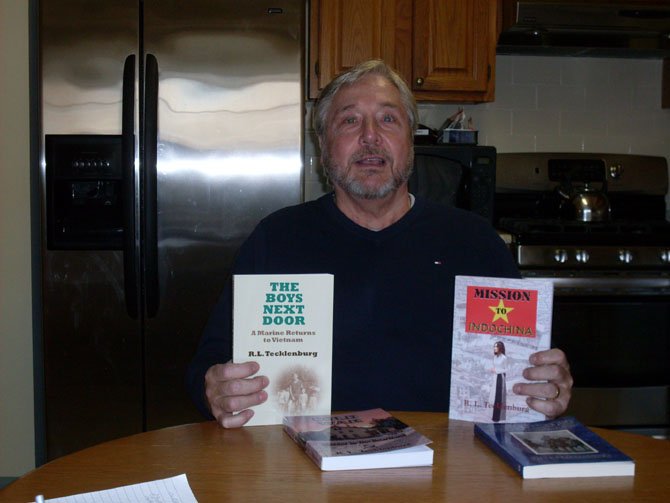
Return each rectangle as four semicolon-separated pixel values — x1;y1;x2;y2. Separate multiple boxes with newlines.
45;135;125;250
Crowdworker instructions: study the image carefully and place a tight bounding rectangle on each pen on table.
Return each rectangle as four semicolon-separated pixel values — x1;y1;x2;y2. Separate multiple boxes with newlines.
34;495;45;503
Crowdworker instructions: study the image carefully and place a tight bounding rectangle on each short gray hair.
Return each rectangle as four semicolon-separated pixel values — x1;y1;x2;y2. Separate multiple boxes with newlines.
313;60;418;139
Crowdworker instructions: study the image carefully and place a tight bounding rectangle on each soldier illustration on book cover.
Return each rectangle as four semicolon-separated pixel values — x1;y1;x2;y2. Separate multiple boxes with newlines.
275;365;322;415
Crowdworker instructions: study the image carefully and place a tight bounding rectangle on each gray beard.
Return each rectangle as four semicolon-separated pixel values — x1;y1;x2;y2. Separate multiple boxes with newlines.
323;150;414;200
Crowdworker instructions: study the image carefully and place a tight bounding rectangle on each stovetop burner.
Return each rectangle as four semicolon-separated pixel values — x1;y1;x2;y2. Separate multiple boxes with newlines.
494;152;670;271
498;218;670;246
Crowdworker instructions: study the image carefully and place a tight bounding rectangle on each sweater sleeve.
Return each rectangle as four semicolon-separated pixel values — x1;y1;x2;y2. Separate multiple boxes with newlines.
184;224;269;419
184;281;232;419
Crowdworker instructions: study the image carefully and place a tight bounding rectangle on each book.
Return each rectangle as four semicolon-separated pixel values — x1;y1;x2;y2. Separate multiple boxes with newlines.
474;416;635;479
283;409;434;471
449;275;554;423
233;273;334;426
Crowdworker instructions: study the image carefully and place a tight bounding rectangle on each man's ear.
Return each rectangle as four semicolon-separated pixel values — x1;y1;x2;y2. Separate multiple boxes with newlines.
316;135;326;164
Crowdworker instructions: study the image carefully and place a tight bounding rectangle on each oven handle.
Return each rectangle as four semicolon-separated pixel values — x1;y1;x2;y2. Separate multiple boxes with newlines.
522;275;670;296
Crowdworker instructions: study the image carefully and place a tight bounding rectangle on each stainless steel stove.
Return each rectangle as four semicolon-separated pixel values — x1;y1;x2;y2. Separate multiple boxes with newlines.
500;217;670;264
495;152;670;438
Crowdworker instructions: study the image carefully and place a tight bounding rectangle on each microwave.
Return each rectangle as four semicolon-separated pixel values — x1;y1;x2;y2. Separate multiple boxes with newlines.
409;145;496;221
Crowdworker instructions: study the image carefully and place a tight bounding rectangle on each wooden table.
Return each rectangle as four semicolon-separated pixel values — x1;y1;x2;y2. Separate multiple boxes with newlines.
2;412;669;502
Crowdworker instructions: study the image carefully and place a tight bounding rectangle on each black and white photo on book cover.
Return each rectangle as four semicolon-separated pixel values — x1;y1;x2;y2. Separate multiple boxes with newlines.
474;416;635;479
449;275;554;423
233;274;334;426
511;429;597;455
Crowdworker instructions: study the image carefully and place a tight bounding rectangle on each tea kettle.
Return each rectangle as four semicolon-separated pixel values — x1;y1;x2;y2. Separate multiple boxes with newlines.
558;180;611;222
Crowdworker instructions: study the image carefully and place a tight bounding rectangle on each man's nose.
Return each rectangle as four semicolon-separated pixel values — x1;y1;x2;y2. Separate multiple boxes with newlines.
359;119;381;145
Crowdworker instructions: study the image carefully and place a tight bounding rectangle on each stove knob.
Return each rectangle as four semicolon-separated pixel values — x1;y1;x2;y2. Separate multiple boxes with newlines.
608;163;623;179
553;249;569;264
618;249;634;264
575;249;590;263
661;250;670;264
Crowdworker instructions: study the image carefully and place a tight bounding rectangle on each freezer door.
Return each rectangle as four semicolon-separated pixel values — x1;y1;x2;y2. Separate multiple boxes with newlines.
39;0;142;460
142;0;304;428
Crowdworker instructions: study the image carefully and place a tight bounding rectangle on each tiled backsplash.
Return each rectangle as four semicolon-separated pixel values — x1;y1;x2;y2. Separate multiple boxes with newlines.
304;55;670;210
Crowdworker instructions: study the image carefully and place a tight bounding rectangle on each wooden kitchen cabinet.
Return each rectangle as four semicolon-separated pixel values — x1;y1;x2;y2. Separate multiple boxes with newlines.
309;0;498;102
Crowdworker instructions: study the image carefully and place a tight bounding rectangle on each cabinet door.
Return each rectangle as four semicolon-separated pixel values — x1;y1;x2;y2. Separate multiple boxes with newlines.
310;0;497;102
310;0;412;98
412;0;496;101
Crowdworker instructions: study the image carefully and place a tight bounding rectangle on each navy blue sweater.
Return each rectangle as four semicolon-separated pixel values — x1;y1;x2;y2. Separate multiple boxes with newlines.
186;194;519;418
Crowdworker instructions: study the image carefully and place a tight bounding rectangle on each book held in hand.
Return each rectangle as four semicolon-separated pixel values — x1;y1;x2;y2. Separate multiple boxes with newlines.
475;416;635;479
449;275;554;423
233;274;334;426
283;409;434;471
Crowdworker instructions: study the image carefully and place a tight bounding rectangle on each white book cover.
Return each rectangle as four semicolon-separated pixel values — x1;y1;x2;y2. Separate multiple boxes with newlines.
449;275;554;423
233;274;334;426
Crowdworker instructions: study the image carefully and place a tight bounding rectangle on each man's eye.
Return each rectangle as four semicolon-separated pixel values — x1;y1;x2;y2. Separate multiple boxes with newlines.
383;114;396;123
343;117;357;124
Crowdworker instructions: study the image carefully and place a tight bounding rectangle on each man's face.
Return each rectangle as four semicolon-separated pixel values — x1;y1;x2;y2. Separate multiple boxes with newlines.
321;74;413;199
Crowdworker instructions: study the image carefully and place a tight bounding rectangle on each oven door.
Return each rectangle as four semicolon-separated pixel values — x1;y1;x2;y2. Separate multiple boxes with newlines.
523;273;670;438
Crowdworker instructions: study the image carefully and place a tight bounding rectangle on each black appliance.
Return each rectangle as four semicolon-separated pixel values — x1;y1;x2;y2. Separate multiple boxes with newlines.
409;145;496;221
45;135;125;250
498;1;670;57
495;152;670;438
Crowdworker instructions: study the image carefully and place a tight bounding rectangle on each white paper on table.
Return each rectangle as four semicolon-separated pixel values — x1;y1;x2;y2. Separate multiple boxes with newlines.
42;473;198;502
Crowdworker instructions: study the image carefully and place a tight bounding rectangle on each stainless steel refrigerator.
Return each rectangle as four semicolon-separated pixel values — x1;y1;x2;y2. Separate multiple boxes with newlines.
36;0;304;461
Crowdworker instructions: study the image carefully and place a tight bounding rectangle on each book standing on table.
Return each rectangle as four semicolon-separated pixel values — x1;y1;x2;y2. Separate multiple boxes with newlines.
449;275;554;423
233;274;334;426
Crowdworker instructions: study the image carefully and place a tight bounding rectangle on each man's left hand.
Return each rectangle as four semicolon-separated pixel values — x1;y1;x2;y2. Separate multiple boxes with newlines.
513;348;573;418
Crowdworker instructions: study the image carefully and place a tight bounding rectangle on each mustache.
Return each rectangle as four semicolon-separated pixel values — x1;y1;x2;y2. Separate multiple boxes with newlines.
350;148;392;164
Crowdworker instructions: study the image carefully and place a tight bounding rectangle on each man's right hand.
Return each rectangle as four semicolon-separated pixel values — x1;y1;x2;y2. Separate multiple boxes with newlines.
204;361;269;428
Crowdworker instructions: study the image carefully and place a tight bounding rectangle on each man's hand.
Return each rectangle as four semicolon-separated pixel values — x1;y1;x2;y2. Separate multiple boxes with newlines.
205;361;269;428
512;348;573;418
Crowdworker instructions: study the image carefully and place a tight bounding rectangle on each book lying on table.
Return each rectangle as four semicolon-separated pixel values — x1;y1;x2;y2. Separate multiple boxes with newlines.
475;416;635;479
233;273;334;426
449;275;554;423
283;409;434;471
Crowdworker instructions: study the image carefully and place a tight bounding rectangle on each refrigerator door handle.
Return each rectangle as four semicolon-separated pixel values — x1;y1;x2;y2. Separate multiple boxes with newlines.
144;53;160;318
122;55;140;319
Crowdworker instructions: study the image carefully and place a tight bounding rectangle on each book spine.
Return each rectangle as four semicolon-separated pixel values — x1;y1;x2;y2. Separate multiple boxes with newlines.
284;425;323;469
304;442;324;469
474;425;524;477
282;425;307;448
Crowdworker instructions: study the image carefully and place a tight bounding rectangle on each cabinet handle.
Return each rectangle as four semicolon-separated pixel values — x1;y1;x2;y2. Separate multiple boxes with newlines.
415;77;424;86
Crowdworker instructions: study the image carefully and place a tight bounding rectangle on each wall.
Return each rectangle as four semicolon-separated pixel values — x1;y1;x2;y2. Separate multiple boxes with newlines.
305;55;670;209
0;0;36;478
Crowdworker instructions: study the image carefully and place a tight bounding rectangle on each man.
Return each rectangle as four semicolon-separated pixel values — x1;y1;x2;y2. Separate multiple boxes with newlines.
186;60;573;428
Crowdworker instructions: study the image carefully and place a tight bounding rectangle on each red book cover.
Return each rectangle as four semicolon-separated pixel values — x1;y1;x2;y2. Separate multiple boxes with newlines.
449;276;554;423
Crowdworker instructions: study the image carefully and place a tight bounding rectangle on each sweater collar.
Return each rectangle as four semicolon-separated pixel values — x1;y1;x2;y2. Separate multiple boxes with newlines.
320;192;424;238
